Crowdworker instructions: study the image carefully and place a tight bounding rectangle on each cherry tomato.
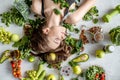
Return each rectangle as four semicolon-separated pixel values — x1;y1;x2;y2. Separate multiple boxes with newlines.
11;63;16;68
18;60;21;65
95;73;99;79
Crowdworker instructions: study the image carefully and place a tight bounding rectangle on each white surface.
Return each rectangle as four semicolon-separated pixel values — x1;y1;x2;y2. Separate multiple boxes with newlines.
0;0;120;80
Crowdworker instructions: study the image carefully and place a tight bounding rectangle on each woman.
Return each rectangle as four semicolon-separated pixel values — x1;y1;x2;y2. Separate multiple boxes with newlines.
30;0;96;64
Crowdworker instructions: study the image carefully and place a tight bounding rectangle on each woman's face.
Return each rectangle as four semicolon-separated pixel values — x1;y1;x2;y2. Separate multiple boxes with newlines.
45;26;67;50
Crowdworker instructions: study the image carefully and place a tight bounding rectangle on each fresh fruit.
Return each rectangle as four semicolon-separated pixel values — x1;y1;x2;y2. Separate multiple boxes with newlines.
47;74;56;80
0;50;10;63
28;55;35;62
47;53;56;61
72;65;82;75
96;50;105;58
72;53;89;63
11;34;20;42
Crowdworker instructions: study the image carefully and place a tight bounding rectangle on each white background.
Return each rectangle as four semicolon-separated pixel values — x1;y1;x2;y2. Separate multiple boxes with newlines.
0;0;120;80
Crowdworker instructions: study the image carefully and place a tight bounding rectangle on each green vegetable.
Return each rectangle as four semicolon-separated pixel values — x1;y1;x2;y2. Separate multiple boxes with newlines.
36;63;44;78
21;78;31;80
102;5;120;23
0;7;26;26
38;70;46;80
24;0;32;7
72;53;89;63
92;18;98;24
85;65;105;80
69;9;76;13
23;62;46;80
65;36;83;54
52;0;69;9
0;50;10;63
62;23;75;32
83;6;99;22
53;8;61;15
74;28;80;33
13;36;31;59
109;26;120;45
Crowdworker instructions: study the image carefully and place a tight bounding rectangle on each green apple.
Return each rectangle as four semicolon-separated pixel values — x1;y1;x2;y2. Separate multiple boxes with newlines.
72;65;82;75
11;34;20;42
28;55;35;62
96;50;105;58
47;74;56;80
48;53;56;61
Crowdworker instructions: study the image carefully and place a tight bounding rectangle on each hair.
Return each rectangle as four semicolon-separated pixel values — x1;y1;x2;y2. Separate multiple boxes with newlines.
30;25;51;53
24;20;72;66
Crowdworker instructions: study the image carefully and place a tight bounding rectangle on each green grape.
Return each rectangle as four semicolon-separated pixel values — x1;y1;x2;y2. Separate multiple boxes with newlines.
0;27;14;44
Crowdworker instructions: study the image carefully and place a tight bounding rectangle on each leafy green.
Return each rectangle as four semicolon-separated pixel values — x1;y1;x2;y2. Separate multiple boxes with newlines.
24;0;32;7
12;36;31;59
63;23;79;33
65;36;83;54
63;23;74;32
92;18;98;24
53;8;61;15
28;18;46;28
69;9;76;13
83;6;99;22
74;28;80;33
0;7;26;26
109;26;120;46
52;0;69;9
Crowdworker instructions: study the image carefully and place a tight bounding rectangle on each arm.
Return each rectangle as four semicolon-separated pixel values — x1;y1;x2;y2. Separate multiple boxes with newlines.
31;0;42;15
65;0;96;24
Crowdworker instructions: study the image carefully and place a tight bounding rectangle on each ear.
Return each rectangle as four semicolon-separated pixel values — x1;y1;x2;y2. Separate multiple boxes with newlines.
42;27;50;34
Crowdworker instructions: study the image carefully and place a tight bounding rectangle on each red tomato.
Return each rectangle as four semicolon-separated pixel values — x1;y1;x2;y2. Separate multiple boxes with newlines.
100;78;105;80
11;63;16;68
95;73;99;79
18;60;22;65
100;73;105;80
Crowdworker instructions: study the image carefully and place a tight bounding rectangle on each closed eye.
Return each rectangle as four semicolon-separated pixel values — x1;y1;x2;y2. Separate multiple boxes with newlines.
54;38;60;44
